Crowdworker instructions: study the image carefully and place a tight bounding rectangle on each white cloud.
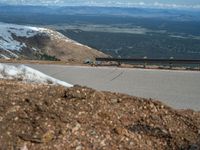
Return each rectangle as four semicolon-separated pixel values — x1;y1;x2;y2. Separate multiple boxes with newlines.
1;0;200;9
151;2;200;9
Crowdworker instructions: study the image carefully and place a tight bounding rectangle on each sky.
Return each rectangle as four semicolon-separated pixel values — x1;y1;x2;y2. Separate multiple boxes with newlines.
1;0;200;9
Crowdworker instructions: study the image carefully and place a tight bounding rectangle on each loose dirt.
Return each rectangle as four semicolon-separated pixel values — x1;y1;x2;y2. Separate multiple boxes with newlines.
0;80;199;149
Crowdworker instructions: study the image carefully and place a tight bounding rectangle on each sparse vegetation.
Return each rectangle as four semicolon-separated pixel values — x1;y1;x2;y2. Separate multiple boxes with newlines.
35;53;60;61
61;29;200;59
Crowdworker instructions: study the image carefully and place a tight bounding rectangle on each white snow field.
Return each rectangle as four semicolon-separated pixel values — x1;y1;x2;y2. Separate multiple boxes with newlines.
0;22;39;51
0;63;73;87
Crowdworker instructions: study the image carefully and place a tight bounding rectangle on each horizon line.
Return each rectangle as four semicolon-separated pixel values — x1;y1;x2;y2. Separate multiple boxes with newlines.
1;3;200;11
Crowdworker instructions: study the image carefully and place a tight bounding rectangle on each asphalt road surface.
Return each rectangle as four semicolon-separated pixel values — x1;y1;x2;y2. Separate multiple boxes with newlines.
27;64;200;110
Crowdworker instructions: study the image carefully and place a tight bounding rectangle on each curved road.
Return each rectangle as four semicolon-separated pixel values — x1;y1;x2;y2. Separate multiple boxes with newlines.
27;64;200;110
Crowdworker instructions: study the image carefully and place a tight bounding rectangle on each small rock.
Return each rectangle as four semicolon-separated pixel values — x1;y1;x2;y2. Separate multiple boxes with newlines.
14;117;19;121
42;130;54;143
189;144;199;150
150;103;155;109
76;145;82;150
20;144;28;150
111;99;118;103
138;134;142;140
90;130;96;135
100;139;106;146
130;141;134;146
72;123;81;133
151;115;160;121
113;127;124;135
198;129;200;134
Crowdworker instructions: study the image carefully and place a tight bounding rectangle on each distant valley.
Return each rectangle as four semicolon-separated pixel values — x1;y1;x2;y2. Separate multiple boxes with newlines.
0;5;200;60
59;23;200;59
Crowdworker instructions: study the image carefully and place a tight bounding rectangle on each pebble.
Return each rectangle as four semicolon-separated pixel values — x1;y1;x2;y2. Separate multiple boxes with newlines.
20;144;28;150
111;99;118;103
76;145;82;150
72;123;81;133
0;116;3;122
198;129;200;134
100;139;106;146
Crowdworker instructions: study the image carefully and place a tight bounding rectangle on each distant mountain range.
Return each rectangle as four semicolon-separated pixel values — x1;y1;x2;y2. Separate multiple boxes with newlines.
0;5;200;22
0;22;106;62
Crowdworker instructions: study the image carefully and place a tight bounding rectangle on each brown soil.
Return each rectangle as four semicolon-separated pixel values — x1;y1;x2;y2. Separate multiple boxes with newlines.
0;58;85;65
0;80;200;150
1;59;199;72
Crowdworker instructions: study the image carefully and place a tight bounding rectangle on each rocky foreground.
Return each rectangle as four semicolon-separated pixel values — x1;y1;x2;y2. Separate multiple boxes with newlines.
0;80;200;150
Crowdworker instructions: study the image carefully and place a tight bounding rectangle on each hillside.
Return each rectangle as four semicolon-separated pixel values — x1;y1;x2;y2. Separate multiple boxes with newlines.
0;22;107;63
0;79;200;149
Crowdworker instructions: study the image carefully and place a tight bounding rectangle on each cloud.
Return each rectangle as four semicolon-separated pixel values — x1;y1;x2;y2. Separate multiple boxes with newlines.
151;2;200;9
1;0;200;9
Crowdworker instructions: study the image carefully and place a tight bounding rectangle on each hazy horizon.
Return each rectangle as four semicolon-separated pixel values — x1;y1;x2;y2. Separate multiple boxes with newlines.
1;0;200;10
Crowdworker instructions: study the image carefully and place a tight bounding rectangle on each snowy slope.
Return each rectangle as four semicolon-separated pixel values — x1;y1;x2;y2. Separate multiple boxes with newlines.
0;22;106;62
0;63;73;87
0;22;39;51
0;22;89;52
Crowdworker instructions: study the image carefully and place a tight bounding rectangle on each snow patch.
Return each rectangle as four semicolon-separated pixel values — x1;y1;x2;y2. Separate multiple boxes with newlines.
4;49;19;58
0;54;10;60
0;63;73;87
0;22;53;52
0;22;39;51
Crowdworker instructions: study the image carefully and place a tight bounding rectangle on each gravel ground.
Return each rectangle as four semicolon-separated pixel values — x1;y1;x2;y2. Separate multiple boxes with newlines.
0;80;200;150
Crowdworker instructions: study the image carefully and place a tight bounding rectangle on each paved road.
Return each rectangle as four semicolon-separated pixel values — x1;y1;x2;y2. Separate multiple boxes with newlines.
27;64;200;110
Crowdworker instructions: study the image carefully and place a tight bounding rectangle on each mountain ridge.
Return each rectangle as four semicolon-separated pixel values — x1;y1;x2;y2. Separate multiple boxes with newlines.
0;22;107;62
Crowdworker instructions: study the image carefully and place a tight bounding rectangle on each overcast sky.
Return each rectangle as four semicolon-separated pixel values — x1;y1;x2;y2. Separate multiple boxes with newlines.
1;0;200;9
